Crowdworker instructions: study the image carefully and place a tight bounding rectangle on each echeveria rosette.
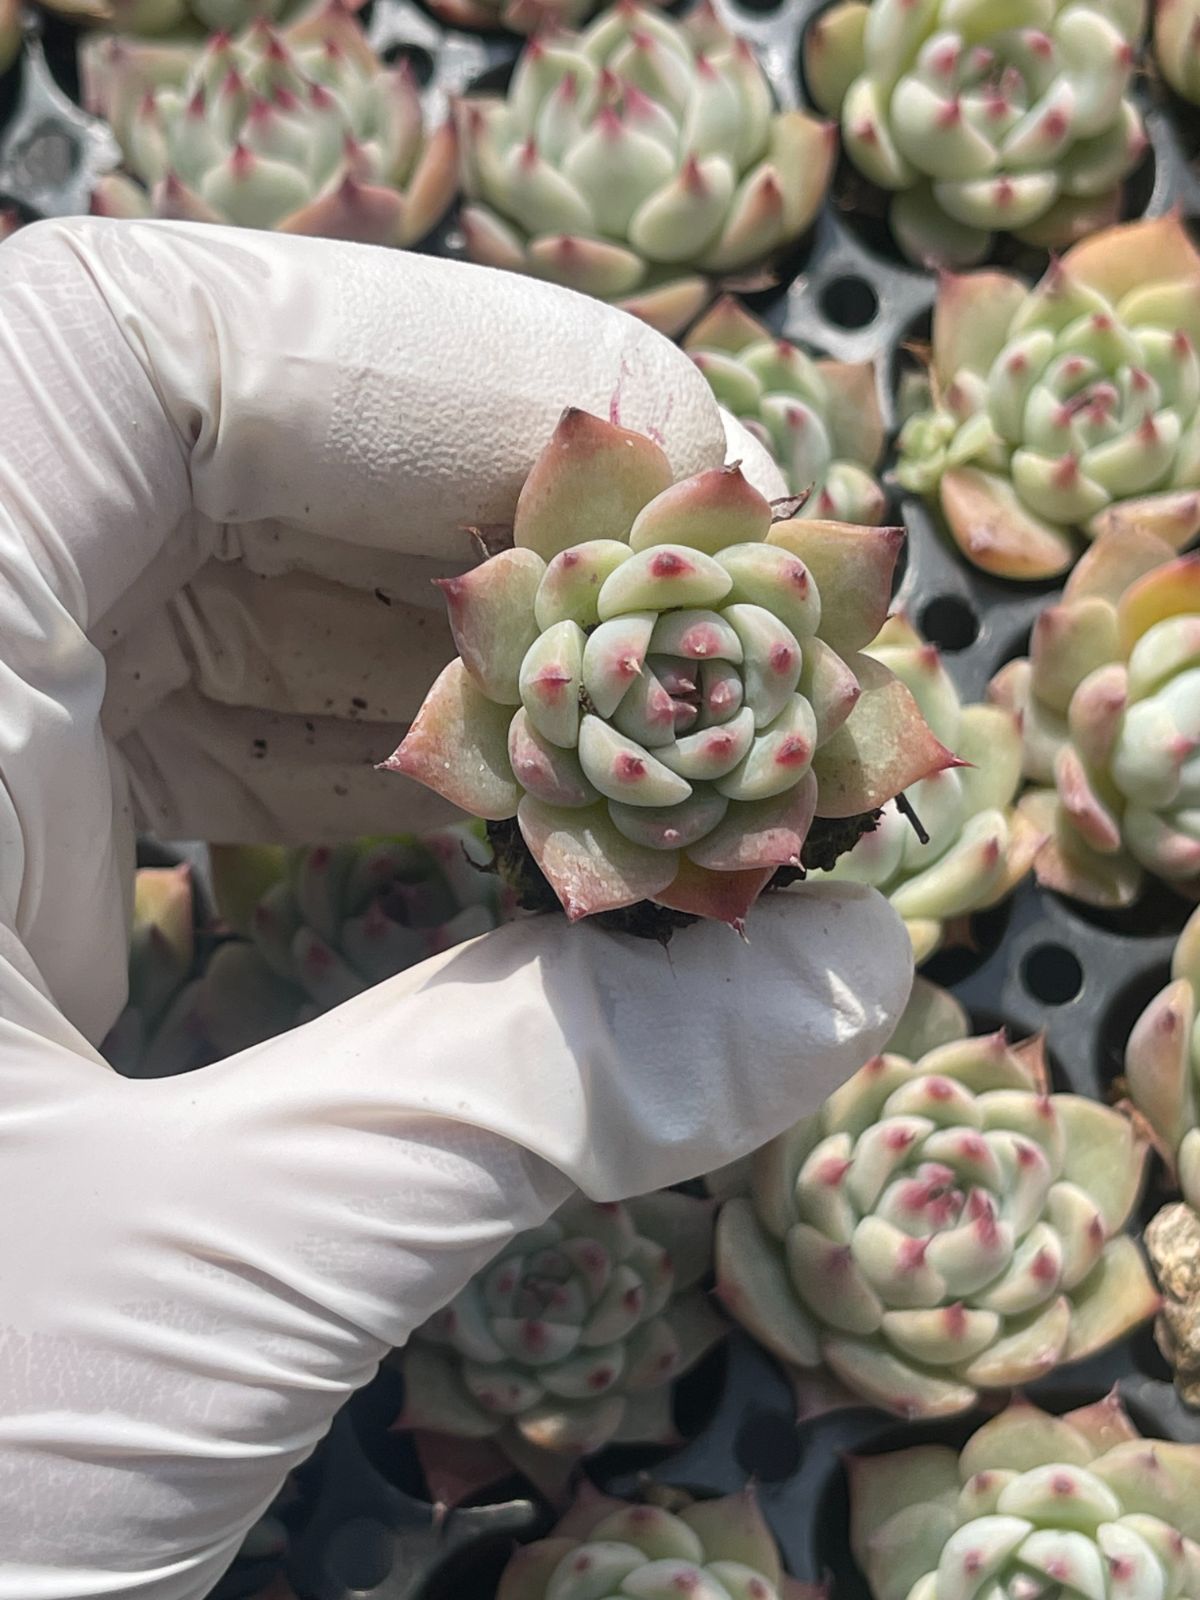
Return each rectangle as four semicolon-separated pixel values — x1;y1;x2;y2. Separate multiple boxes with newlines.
850;1394;1200;1600
685;296;888;525
497;1481;820;1600
200;825;504;1056
456;2;836;337
89;4;457;247
991;529;1200;906
385;409;959;929
715;1031;1157;1419
803;0;1147;269
399;1192;725;1467
1156;0;1200;100
807;614;1041;962
895;215;1200;583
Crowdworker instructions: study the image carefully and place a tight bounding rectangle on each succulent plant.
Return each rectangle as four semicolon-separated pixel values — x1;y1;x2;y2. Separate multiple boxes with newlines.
0;0;18;74
398;1191;724;1465
202;824;505;1056
456;1;836;336
803;0;1147;268
385;408;958;929
101;863;216;1078
424;0;635;35
991;528;1200;905
1126;904;1200;1211
88;4;457;247
715;1029;1157;1418
497;1481;820;1600
99;0;313;39
895;215;1200;582
1156;0;1200;101
684;296;888;525
807;614;1041;961
849;1393;1200;1600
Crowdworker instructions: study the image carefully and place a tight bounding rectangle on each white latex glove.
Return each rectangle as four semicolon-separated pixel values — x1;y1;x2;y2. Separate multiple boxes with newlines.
0;218;913;1600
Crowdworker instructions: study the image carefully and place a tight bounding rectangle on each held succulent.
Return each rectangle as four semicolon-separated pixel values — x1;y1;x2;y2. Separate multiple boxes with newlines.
849;1393;1200;1600
1156;0;1200;101
496;1482;818;1600
89;4;457;247
1125;904;1200;1211
803;0;1147;268
456;1;836;336
715;1031;1156;1418
991;530;1200;905
685;296;888;525
398;1192;725;1464
895;215;1200;581
202;824;504;1056
385;409;959;929
807;614;1041;962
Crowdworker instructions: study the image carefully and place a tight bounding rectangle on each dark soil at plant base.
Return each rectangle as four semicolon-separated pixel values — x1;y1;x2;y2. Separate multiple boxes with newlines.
484;809;883;941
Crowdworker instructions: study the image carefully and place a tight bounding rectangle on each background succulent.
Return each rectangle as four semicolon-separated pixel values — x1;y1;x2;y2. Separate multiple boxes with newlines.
385;408;957;928
1156;0;1200;101
849;1393;1200;1600
101;863;215;1077
807;614;1040;961
895;215;1200;581
685;295;888;524
715;1030;1156;1417
398;1191;725;1469
99;0;314;39
496;1482;819;1600
424;0;649;36
803;0;1147;267
1127;903;1200;1208
456;1;835;336
89;4;457;246
991;529;1200;906
203;824;504;1056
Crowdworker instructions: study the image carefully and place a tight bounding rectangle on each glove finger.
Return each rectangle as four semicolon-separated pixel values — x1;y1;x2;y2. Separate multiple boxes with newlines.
2;219;726;634
103;560;454;740
117;683;453;844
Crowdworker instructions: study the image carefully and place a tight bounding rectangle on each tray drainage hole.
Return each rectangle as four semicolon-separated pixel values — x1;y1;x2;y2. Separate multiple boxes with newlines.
819;275;878;330
918;594;979;653
1021;943;1083;1006
323;1516;394;1590
734;1409;801;1481
381;43;434;83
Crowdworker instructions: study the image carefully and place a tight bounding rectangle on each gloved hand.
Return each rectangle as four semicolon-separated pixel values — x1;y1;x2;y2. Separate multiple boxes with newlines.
0;217;913;1600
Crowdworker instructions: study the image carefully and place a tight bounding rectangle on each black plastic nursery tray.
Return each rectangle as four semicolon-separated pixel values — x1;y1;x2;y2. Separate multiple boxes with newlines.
4;0;1200;1594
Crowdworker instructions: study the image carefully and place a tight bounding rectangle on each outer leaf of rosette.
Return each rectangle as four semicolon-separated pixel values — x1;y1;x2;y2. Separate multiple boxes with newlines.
382;658;520;819
811;654;960;818
513;409;674;560
516;796;679;919
768;520;903;656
